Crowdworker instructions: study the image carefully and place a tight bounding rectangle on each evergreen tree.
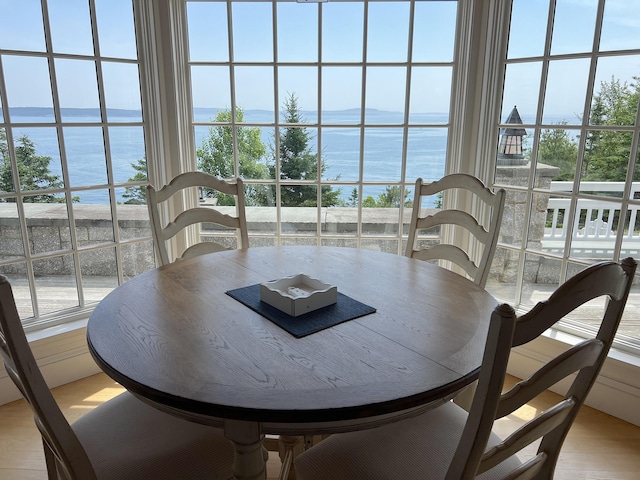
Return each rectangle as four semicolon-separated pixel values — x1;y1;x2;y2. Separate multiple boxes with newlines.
0;131;64;203
583;75;640;181
197;107;269;206
269;93;340;207
537;122;579;181
362;186;411;208
122;157;148;204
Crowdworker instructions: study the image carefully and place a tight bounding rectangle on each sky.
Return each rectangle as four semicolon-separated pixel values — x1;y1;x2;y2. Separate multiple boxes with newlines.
0;0;639;118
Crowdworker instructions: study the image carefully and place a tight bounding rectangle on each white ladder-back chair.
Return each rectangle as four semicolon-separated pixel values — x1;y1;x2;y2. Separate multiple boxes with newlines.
0;275;236;480
406;174;506;288
147;171;249;265
294;258;637;480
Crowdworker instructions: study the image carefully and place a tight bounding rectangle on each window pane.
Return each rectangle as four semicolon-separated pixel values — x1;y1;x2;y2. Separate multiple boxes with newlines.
232;2;272;62
34;254;79;315
79;248;118;304
64;127;108;189
543;58;590;124
0;267;33;318
12;127;64;194
322;3;364;62
551;0;597;55
583;130;633;186
363;128;402;182
3;56;54;120
322;67;362;114
508;0;549;59
110;126;145;184
322;128;360;182
191;66;231;116
95;0;137;59
0;202;25;259
278;67;317;123
55;59;100;121
535;126;579;183
187;1;229;62
600;0;640;51
591;55;640;127
412;1;457;62
235;66;274;119
27;197;71;255
48;0;94;56
406;128;447;182
409;67;452;119
365;67;406;121
502;62;542;124
0;0;45;51
277;3;317;62
367;2;409;63
102;62;142;118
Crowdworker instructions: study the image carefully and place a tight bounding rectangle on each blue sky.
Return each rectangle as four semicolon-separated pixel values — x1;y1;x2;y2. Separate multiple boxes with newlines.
0;0;639;118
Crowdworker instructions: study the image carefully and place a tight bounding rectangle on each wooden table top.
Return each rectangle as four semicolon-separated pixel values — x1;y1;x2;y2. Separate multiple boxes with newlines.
87;246;497;428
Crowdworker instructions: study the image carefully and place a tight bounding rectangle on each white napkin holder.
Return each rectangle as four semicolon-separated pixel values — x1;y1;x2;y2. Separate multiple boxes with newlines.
260;274;337;317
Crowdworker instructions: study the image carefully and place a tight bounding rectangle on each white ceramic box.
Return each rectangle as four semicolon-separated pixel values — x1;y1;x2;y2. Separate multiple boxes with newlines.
260;274;338;317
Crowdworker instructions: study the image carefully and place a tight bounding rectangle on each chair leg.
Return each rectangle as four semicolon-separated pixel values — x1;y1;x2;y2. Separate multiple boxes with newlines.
42;439;60;480
453;380;477;412
278;435;304;480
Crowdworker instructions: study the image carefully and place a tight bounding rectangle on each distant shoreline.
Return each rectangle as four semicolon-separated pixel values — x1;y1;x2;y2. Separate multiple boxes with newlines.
2;106;449;118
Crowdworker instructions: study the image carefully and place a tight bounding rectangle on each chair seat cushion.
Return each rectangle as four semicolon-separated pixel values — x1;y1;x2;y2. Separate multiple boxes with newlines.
294;401;521;480
73;392;235;480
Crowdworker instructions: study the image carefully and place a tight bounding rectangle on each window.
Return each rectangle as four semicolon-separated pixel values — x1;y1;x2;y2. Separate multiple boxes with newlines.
0;0;154;326
491;0;640;351
186;0;458;252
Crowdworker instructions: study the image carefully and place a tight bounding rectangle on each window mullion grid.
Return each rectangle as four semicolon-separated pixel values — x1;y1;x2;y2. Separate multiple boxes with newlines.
269;1;283;240
88;0;125;287
41;0;86;311
316;2;323;243
356;0;369;249
0;56;40;317
396;0;415;256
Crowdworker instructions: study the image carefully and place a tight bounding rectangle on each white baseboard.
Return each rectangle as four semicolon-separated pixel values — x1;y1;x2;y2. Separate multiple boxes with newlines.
0;324;101;406
508;332;640;427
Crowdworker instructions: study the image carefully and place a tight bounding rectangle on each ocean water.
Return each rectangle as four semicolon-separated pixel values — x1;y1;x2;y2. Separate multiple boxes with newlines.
4;108;448;204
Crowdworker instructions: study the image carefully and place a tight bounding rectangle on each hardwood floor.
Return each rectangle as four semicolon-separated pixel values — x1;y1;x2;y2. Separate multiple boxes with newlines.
0;373;638;479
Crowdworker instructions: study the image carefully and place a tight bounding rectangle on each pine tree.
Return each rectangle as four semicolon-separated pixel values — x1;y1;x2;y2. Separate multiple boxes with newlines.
0;131;64;203
270;93;340;207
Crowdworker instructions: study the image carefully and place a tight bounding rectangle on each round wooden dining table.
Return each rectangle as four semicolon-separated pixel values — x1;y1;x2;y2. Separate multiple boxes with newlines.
87;246;498;480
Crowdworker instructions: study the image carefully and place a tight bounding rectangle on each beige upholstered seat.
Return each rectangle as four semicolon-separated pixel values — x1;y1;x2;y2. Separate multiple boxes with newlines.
147;171;249;265
406;174;506;288
0;275;235;480
294;258;637;480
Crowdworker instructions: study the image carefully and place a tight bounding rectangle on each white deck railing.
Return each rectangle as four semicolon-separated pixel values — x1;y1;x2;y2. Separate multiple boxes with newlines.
542;182;640;257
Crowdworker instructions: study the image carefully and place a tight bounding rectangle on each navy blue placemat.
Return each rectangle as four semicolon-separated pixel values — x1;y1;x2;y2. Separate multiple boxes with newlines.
226;284;376;338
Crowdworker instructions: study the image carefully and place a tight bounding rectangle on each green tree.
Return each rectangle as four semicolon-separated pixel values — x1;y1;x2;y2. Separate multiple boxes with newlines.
583;75;640;181
362;186;412;208
122;157;148;205
0;130;64;203
269;93;340;207
197;107;269;205
537;122;579;181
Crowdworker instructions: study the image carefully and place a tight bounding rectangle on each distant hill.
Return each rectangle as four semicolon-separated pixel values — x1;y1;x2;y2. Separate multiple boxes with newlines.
3;107;141;118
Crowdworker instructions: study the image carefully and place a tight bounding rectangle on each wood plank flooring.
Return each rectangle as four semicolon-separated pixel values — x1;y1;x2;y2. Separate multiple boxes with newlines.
0;373;638;479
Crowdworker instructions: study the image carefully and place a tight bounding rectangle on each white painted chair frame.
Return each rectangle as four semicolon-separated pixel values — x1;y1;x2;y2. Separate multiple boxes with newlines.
294;258;637;480
0;275;235;480
147;171;249;265
406;174;506;288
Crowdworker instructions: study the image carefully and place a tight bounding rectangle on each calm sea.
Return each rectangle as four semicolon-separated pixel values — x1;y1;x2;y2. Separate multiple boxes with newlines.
5;108;449;204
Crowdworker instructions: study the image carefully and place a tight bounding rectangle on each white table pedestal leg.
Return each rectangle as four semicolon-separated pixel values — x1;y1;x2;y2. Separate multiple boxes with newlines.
224;419;266;480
